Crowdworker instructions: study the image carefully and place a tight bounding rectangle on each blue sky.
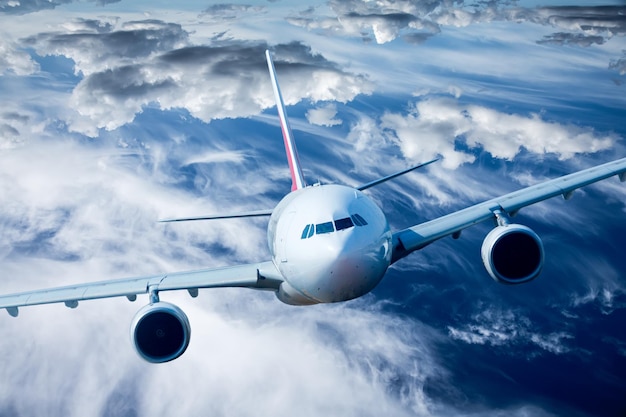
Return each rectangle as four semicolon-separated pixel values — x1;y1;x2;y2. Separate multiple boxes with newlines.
0;1;625;416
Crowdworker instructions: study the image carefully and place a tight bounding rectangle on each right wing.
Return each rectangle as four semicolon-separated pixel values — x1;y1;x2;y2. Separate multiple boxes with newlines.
0;261;283;317
392;157;626;263
159;209;273;222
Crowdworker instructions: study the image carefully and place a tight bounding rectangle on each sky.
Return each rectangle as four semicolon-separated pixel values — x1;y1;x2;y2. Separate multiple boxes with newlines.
0;0;625;416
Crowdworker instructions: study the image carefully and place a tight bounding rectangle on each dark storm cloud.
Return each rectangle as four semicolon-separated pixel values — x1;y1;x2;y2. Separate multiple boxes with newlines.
0;0;118;15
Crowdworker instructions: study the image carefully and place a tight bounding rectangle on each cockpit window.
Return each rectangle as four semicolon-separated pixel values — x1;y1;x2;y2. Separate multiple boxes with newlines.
334;217;354;231
351;214;368;226
301;214;367;239
301;224;315;239
315;222;334;234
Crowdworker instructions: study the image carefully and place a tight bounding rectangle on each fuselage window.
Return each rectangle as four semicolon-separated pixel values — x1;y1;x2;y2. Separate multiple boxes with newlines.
316;222;334;234
334;217;354;231
351;214;368;226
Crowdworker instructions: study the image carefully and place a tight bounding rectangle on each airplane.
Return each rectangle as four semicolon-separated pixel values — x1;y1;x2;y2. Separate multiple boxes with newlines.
1;50;625;363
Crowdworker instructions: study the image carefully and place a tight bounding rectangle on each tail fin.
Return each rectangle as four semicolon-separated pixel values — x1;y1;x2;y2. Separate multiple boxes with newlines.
266;50;307;191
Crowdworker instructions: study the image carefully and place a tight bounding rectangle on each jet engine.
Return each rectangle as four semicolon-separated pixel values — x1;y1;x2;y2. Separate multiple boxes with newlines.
481;224;544;284
130;302;191;363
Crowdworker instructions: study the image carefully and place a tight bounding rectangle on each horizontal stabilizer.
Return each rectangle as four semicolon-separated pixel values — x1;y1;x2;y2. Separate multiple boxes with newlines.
357;158;439;191
159;209;273;223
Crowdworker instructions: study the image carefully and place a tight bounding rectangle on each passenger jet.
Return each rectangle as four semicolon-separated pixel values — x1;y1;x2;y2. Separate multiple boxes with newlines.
1;50;625;363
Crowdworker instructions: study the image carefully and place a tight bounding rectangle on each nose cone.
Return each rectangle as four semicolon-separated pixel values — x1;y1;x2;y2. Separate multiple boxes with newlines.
273;184;393;303
314;234;391;302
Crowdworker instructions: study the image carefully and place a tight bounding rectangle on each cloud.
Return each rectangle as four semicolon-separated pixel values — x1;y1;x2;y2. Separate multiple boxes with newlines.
288;0;441;44
0;109;47;149
0;38;39;75
1;3;624;415
447;307;574;355
610;51;626;75
537;32;605;47
306;103;342;126
531;6;626;41
377;97;616;169
0;131;448;415
0;0;73;15
0;0;119;15
286;1;626;54
23;19;190;76
22;20;372;135
200;4;266;20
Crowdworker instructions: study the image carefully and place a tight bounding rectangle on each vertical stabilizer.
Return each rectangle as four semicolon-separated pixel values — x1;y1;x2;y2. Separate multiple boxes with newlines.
266;50;307;191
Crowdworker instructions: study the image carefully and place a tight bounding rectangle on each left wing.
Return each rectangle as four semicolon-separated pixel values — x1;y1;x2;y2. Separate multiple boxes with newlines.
0;261;283;317
392;157;626;263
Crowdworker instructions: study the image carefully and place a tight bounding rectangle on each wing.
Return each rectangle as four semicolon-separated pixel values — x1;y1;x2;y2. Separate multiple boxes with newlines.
357;158;439;191
159;209;274;222
391;157;626;263
0;261;283;317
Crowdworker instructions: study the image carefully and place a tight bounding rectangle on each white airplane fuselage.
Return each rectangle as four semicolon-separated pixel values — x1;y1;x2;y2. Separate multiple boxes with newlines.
268;184;392;305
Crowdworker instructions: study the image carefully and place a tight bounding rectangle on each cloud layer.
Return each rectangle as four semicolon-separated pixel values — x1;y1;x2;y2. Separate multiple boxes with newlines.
0;1;625;416
19;20;372;136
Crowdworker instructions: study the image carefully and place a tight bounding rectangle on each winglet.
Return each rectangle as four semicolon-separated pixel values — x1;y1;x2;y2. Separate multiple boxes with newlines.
266;50;307;191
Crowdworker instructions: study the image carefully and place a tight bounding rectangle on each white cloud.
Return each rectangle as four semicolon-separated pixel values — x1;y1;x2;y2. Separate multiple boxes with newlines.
378;97;616;169
447;307;574;355
0;38;39;75
0;3;624;415
22;21;373;136
0;124;447;416
306;103;342;126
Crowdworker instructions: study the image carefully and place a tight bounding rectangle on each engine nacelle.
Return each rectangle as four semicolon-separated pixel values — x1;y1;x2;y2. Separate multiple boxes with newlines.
130;302;191;363
481;224;544;284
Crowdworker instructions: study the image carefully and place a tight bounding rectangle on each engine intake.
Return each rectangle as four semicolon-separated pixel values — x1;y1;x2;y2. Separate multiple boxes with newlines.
481;224;544;284
130;302;191;363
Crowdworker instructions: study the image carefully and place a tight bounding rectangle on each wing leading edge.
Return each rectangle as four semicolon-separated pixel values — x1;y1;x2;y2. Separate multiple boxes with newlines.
0;261;282;317
391;157;626;263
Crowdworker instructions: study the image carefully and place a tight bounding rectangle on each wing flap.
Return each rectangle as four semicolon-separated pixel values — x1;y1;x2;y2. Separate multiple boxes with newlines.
392;157;626;263
0;261;281;315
